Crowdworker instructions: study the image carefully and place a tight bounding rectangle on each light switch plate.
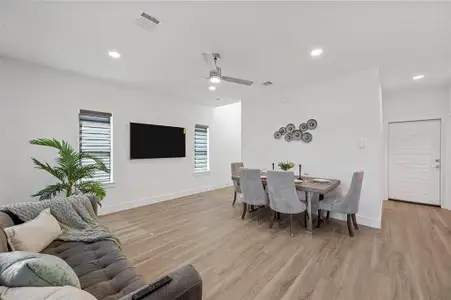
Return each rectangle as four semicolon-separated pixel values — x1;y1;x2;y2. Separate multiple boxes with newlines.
358;139;366;149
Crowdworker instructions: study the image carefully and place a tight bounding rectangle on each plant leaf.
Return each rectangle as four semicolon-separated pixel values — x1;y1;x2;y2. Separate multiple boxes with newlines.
76;181;106;200
32;183;68;200
31;158;66;182
78;153;110;173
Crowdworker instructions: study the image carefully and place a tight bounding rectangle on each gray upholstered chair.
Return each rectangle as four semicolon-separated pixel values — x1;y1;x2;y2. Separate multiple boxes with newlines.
239;168;269;221
231;162;244;206
318;171;364;237
266;171;307;237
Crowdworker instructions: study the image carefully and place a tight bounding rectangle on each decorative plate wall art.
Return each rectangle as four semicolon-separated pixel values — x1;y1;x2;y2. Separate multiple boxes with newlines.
292;130;302;140
285;123;296;133
301;132;313;143
279;127;287;135
285;133;293;142
299;123;308;132
273;118;318;143
307;119;317;130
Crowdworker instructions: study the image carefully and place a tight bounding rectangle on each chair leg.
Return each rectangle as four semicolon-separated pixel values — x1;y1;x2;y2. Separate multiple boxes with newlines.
317;209;322;228
304;211;307;228
232;191;237;206
351;213;359;230
269;211;277;228
347;214;355;237
257;207;261;224
241;203;247;220
289;214;294;237
326;211;330;220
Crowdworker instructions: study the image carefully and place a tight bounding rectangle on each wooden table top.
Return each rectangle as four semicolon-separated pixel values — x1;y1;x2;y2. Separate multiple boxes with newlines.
231;175;340;194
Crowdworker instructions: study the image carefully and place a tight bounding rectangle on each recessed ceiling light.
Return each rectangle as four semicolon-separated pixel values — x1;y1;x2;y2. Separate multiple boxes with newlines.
310;48;323;57
412;74;424;80
108;51;121;59
208;85;216;91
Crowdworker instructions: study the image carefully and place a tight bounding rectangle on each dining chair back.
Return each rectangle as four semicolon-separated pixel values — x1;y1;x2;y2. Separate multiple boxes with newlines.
266;171;306;214
318;171;364;237
345;171;364;214
231;162;244;177
239;168;268;206
231;162;244;205
324;171;364;214
267;171;306;236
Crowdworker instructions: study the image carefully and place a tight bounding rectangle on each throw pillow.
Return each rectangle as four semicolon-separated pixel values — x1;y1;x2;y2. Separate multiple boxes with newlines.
0;286;96;300
0;251;80;288
3;208;61;252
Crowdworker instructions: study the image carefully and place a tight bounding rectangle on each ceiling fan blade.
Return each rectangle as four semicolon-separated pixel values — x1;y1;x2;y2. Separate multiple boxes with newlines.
201;52;216;70
222;76;254;86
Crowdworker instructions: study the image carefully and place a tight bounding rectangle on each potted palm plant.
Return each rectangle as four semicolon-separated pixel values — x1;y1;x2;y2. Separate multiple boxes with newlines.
30;138;110;202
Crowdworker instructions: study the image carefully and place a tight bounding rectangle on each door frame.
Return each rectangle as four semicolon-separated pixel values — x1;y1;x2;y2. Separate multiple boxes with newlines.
386;118;443;207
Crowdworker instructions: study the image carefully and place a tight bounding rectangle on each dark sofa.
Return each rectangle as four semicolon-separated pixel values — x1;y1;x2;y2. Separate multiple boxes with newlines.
0;197;202;300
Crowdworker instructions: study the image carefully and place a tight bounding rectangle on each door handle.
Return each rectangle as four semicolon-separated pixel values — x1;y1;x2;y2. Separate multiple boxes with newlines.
434;164;441;168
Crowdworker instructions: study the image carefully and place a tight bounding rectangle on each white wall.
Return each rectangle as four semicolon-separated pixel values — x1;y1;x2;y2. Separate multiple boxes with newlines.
0;58;241;214
383;85;450;209
449;85;451;209
242;69;384;228
211;103;242;179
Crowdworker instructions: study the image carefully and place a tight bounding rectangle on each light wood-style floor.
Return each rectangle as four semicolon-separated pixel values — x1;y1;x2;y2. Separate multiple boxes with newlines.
101;187;451;300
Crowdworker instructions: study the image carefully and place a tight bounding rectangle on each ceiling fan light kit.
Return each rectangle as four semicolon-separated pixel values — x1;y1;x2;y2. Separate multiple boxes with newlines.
209;68;221;83
202;52;254;87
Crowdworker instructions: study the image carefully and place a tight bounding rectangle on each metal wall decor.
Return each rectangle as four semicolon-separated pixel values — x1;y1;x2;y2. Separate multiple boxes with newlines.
285;133;293;142
307;119;317;130
301;132;313;143
299;123;308;132
279;127;287;135
286;123;296;133
292;130;302;140
274;119;317;143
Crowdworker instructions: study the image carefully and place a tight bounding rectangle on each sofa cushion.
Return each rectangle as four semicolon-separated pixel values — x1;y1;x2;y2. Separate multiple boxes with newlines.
0;251;80;288
0;286;97;300
4;209;62;252
42;240;146;300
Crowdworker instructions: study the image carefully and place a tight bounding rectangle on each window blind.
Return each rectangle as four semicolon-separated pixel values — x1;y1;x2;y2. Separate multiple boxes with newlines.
194;124;209;172
79;110;112;183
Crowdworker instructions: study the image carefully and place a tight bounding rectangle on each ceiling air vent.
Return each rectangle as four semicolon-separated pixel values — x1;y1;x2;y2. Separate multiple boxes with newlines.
136;12;160;32
261;81;273;86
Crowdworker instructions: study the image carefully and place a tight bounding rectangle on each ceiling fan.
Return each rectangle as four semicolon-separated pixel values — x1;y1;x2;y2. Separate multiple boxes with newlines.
202;52;254;86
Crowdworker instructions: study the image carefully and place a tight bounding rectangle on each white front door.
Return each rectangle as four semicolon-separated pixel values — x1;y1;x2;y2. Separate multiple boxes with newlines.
388;120;441;205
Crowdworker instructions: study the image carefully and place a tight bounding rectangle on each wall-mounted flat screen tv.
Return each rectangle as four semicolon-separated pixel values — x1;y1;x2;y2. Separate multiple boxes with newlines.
130;122;186;159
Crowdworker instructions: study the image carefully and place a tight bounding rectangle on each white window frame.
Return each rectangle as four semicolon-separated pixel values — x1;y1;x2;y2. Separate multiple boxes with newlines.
194;124;210;173
78;109;114;184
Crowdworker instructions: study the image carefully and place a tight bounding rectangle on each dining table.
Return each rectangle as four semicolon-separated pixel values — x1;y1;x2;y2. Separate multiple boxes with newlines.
231;174;341;232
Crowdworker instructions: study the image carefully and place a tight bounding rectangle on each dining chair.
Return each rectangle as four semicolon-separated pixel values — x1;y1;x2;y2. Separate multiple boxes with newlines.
318;171;364;237
239;168;269;222
266;170;307;237
231;162;244;206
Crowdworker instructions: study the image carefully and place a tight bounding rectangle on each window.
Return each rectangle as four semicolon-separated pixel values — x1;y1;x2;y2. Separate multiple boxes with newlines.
194;124;209;172
79;110;113;183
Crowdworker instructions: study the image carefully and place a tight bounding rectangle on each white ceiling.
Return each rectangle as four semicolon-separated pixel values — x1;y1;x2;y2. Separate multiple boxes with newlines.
1;1;450;106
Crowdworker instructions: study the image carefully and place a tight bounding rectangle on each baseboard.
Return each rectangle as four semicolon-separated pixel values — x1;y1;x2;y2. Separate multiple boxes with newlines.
99;183;232;216
329;212;381;229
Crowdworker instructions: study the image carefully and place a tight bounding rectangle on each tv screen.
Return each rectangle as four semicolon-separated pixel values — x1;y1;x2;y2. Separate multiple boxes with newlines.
130;122;186;159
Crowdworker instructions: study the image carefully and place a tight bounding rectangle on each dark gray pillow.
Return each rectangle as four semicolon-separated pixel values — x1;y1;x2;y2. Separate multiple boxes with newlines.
0;251;80;288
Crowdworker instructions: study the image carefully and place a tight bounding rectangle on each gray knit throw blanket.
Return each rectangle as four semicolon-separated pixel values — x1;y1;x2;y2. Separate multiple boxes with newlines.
0;195;120;247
